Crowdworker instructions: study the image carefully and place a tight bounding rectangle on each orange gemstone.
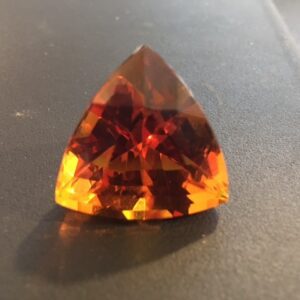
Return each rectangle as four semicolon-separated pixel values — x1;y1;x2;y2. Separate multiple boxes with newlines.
55;45;229;220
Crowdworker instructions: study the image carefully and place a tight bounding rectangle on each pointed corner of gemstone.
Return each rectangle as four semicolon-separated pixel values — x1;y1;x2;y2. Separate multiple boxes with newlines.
132;45;195;97
131;44;164;64
133;44;155;54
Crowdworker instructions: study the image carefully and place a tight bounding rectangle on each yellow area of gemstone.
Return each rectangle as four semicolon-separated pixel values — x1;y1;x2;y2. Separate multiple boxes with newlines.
55;45;229;220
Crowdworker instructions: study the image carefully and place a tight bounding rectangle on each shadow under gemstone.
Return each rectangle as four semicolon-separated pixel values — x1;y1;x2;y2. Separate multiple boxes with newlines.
15;206;218;284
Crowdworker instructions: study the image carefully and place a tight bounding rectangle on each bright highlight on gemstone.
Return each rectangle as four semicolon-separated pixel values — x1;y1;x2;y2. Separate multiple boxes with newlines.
55;45;229;220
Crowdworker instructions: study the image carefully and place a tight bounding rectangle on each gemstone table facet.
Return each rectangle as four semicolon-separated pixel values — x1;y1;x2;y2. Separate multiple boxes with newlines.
55;45;229;220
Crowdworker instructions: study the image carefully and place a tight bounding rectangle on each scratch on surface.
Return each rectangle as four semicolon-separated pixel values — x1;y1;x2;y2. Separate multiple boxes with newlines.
12;110;36;119
266;0;300;65
201;82;224;106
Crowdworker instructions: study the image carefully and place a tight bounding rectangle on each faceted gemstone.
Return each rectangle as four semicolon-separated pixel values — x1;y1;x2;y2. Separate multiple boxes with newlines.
55;45;229;220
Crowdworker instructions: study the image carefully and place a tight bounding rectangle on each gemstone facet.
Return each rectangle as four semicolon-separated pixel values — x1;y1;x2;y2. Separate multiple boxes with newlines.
55;45;229;220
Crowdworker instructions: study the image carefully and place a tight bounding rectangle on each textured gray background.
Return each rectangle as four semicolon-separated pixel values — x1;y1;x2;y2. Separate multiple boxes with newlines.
0;0;299;299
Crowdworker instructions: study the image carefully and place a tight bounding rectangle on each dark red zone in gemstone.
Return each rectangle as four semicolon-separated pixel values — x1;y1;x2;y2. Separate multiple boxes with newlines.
67;85;220;214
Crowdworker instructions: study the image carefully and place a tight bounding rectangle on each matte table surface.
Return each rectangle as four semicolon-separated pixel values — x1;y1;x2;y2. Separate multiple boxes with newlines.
0;0;299;299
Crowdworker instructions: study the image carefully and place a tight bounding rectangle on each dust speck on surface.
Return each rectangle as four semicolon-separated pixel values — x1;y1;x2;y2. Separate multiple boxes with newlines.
115;16;120;21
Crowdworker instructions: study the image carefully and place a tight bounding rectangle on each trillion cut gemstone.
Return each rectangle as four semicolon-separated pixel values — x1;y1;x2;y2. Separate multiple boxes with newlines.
55;45;229;220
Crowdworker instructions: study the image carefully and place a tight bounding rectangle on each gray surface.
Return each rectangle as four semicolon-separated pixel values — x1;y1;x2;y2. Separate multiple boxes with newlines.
0;0;300;299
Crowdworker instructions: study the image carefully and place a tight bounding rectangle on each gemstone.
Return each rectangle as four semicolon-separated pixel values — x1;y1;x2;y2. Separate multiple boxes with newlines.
55;45;229;220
